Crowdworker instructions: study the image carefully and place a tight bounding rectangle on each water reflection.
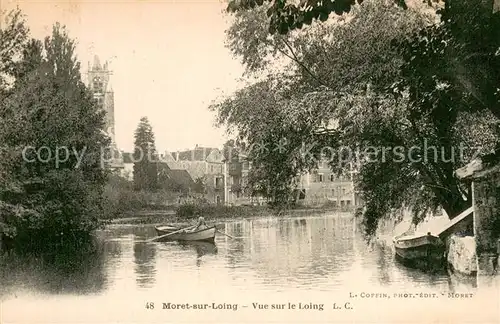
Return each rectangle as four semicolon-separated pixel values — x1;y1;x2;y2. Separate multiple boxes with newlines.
133;237;157;289
448;269;478;291
0;238;112;297
224;221;248;266
374;243;392;286
1;214;482;303
220;216;358;289
178;241;217;258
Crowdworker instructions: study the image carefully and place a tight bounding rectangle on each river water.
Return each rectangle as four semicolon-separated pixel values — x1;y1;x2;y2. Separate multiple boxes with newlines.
1;212;499;323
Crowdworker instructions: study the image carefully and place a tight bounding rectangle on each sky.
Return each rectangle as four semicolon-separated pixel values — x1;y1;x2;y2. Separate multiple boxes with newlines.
1;0;245;152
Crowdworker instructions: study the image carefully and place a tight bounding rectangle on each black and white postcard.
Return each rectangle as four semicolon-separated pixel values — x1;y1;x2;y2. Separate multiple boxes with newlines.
1;0;500;323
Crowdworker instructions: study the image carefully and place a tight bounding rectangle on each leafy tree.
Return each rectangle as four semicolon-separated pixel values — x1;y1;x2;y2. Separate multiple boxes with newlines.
0;9;30;92
215;0;500;236
212;75;325;206
217;1;423;204
226;0;414;34
222;139;243;161
0;13;109;253
226;0;432;87
133;117;158;191
231;182;243;195
394;1;500;165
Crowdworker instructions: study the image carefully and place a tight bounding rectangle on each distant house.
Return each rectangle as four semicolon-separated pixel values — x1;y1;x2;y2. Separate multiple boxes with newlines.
162;145;225;204
166;145;224;179
118;145;227;204
224;154;359;208
157;162;195;194
225;152;263;205
296;162;358;208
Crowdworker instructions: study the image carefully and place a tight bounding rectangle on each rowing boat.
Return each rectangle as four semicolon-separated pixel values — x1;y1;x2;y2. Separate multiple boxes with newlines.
155;225;179;233
393;232;445;264
155;225;216;243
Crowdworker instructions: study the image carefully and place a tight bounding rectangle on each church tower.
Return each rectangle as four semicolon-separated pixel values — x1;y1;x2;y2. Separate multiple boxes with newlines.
88;55;115;140
87;55;123;169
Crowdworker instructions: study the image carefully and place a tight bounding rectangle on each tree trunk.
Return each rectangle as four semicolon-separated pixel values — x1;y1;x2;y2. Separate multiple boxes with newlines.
433;181;469;220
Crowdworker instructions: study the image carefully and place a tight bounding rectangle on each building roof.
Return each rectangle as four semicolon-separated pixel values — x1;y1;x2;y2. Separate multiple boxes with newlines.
168;169;195;187
122;152;171;165
176;146;220;162
455;158;500;180
163;160;184;170
158;162;195;189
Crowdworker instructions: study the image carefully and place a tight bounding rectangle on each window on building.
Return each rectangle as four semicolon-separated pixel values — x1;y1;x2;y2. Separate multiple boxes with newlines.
346;200;351;206
342;188;346;195
340;200;345;207
93;77;103;93
330;174;335;182
318;174;323;182
96;96;104;107
331;188;335;195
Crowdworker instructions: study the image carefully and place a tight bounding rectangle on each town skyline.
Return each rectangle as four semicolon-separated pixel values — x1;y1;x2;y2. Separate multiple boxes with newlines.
3;0;245;152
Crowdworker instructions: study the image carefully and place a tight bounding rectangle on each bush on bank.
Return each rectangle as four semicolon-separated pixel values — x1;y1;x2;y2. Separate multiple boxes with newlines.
102;174;184;219
0;13;195;254
0;15;107;255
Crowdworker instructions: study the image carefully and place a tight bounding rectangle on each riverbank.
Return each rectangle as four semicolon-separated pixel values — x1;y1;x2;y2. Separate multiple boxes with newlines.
108;205;352;226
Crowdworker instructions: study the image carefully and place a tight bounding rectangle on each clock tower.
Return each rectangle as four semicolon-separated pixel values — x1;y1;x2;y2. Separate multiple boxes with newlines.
87;55;123;169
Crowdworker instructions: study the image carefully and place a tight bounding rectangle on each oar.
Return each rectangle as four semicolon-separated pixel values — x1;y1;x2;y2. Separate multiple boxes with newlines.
149;225;195;242
216;229;237;239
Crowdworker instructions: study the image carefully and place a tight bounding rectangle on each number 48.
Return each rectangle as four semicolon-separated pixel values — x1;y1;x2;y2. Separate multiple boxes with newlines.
146;302;155;310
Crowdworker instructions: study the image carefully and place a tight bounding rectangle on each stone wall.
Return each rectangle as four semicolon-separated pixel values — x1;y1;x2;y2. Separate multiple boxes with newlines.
473;172;500;255
447;235;477;275
455;161;500;275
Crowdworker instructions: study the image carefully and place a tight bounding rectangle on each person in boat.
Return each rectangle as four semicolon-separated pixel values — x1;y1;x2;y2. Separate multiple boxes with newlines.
180;217;208;233
191;216;208;231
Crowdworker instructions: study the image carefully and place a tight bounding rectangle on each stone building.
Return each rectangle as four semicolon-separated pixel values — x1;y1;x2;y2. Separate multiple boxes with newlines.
456;159;500;275
87;55;123;170
223;153;358;207
224;152;264;205
162;146;225;204
295;161;357;208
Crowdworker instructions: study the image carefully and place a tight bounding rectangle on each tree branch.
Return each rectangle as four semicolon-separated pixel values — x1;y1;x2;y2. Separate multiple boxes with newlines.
279;38;331;89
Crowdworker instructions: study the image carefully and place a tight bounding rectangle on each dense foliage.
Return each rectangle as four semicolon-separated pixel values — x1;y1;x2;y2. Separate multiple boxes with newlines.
214;0;500;236
0;11;109;253
193;177;207;195
226;0;410;34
